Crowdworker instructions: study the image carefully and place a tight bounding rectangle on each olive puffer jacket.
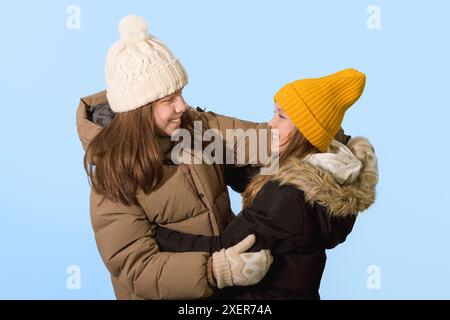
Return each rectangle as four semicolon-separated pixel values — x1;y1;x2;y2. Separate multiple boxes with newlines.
76;90;271;299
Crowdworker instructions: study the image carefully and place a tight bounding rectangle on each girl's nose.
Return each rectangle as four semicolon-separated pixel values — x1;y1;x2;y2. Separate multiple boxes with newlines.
174;95;187;113
268;115;276;128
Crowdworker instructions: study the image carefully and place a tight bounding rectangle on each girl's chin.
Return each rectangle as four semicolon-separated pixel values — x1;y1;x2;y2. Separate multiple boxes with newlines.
168;124;182;137
271;138;281;153
270;146;281;154
170;128;181;136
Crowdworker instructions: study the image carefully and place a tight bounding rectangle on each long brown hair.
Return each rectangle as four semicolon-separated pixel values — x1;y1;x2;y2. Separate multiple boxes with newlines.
84;102;197;206
242;129;320;208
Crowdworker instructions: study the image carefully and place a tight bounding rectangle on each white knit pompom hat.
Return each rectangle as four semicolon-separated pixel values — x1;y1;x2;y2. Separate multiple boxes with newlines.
105;15;188;113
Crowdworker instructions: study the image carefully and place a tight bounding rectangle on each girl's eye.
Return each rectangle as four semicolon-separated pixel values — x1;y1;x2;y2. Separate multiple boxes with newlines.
279;114;285;119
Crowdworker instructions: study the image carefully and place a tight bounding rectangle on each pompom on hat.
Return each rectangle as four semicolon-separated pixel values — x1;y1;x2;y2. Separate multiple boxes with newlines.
105;15;188;113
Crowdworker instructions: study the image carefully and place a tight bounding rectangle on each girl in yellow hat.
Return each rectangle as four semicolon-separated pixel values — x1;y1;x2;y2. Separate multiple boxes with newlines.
155;68;379;299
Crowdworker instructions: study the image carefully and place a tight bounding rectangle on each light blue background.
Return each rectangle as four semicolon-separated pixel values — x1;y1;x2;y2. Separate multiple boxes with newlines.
1;0;449;299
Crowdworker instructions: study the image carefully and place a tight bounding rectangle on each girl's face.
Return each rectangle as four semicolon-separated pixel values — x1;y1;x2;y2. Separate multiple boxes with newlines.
153;90;187;136
268;103;297;152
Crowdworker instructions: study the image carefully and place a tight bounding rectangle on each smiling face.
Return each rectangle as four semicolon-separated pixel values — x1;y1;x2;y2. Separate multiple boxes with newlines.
268;102;297;152
153;90;187;136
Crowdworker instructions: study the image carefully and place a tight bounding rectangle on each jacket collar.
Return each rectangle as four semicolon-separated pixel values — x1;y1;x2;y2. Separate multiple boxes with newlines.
76;90;176;161
271;137;378;217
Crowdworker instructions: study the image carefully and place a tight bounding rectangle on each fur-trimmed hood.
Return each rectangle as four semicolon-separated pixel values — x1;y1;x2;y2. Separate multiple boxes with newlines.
272;137;379;217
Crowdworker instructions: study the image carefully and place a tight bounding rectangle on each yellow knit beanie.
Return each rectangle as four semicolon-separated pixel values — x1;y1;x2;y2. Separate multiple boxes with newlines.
274;68;366;152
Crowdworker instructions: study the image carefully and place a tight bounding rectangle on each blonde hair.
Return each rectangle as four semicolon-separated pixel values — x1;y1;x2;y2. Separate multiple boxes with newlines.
242;129;320;208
